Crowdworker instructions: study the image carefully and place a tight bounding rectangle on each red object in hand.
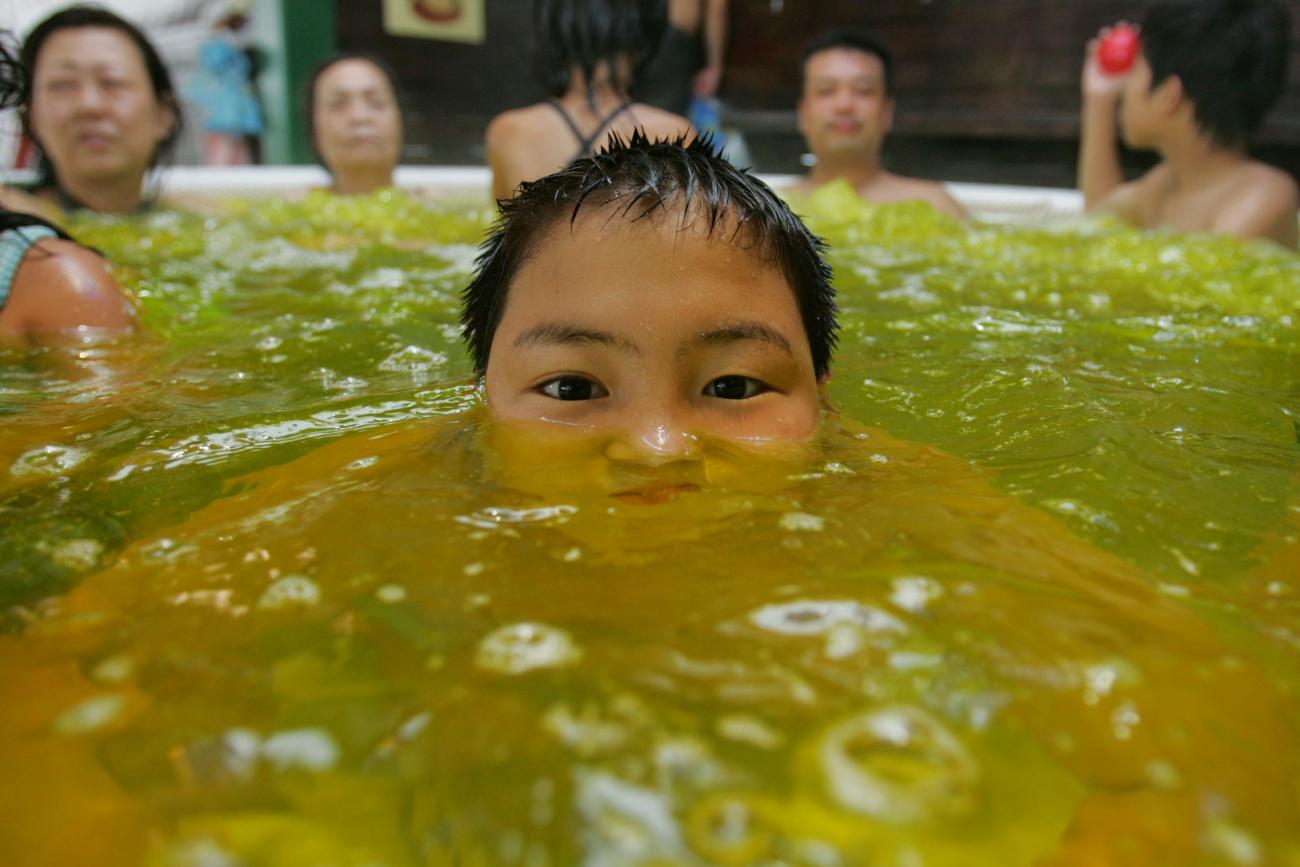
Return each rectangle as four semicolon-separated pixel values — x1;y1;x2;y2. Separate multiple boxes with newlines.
1098;24;1140;74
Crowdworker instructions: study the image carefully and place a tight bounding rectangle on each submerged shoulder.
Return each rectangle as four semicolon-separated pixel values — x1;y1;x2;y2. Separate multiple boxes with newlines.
907;177;968;219
1;239;135;337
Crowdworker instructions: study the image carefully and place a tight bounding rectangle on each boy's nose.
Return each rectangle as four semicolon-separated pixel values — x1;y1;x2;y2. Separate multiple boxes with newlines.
604;413;702;465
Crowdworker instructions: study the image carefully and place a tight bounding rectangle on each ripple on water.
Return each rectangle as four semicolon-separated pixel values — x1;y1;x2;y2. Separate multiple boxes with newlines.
10;444;89;478
750;599;907;636
815;705;979;823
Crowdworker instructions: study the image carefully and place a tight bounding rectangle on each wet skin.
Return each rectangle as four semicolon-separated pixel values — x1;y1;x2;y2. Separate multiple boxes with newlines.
482;208;825;504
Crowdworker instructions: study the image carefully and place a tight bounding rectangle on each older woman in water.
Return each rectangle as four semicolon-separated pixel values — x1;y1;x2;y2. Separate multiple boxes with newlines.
0;36;133;340
305;54;404;195
11;6;181;216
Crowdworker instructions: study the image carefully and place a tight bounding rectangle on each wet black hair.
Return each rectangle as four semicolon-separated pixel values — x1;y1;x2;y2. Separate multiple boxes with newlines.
20;5;183;192
302;52;404;168
462;133;838;378
534;0;667;100
800;28;895;97
1141;0;1290;147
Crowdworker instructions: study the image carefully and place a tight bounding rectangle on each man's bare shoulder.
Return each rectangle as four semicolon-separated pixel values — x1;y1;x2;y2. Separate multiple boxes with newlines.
1231;160;1299;209
866;174;967;219
1214;160;1299;248
1092;163;1166;225
900;176;967;219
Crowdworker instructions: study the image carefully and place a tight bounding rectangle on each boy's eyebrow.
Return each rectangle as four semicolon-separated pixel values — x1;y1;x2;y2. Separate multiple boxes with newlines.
513;322;641;355
682;322;795;358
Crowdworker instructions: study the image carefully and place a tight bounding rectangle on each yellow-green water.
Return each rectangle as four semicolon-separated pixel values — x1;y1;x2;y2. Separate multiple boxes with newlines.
2;185;1299;866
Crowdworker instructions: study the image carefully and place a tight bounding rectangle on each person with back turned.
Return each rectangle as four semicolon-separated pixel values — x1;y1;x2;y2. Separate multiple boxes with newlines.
1078;0;1297;248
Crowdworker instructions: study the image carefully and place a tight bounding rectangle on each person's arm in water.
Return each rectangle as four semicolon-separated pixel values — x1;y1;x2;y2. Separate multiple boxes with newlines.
693;0;728;99
1077;27;1143;222
0;237;135;341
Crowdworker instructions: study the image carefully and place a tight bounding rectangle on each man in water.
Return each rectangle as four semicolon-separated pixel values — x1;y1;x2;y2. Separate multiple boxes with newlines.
787;29;966;218
1078;0;1297;247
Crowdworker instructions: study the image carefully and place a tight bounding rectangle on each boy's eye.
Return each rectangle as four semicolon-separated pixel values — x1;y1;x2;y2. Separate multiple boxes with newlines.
704;376;769;400
539;376;608;401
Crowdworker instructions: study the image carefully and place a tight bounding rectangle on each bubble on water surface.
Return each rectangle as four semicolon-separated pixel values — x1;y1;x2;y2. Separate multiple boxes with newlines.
575;770;685;863
779;512;825;532
260;728;339;772
685;793;776;864
816;705;979;823
750;600;906;636
156;838;240;867
1205;819;1262;865
1080;658;1141;706
889;576;943;613
542;704;630;756
10;444;89;478
716;714;784;749
476;622;581;675
222;728;262;779
257;575;321;610
375;583;407;603
54;693;126;734
92;653;134;684
378;345;448;383
40;537;105;572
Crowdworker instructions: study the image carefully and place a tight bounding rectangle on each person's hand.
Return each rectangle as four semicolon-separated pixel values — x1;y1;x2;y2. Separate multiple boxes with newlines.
1081;23;1133;102
693;64;722;99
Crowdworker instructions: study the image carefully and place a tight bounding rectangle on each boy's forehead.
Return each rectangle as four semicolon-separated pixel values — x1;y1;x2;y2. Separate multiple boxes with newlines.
505;200;793;300
542;194;765;252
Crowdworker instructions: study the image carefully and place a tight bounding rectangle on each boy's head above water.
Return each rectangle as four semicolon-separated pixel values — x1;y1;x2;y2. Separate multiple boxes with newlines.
1129;0;1289;149
462;134;837;458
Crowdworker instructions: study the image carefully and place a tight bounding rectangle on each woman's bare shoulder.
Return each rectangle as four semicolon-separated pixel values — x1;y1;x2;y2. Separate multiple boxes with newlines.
627;104;695;140
0;186;64;224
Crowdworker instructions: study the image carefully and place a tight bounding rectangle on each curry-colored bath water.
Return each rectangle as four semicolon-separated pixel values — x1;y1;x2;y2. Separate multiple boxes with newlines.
2;187;1298;866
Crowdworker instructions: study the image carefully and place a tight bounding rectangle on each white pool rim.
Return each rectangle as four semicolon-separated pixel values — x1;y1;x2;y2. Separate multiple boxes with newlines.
3;165;1085;222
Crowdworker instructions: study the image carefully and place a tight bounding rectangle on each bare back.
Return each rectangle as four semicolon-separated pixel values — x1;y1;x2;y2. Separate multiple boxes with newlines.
1101;158;1299;249
487;99;693;201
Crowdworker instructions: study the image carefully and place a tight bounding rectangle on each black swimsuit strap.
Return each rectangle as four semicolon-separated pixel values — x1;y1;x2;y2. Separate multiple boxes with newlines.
548;98;635;159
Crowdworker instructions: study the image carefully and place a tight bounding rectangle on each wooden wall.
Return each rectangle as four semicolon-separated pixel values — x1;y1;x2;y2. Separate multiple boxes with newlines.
337;0;1300;187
